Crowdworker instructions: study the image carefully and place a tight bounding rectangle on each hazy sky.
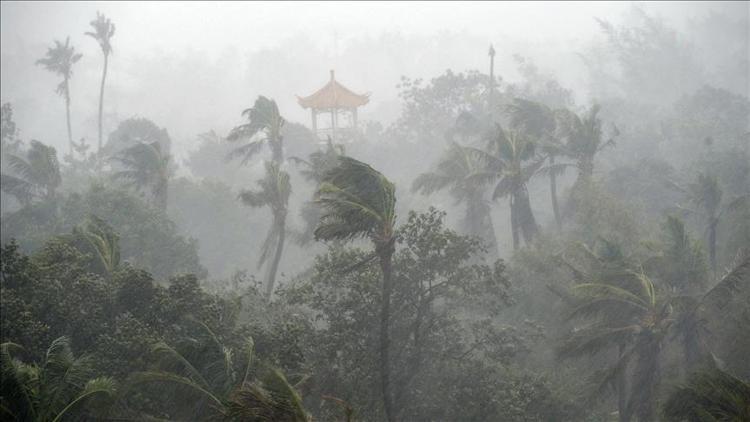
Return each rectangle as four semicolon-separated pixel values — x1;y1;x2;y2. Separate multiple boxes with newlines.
1;1;744;158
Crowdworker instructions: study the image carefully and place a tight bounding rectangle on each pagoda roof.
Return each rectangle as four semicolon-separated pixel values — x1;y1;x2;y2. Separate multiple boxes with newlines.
297;70;370;110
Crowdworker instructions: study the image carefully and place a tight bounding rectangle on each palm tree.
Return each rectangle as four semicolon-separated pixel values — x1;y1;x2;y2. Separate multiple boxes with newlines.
1;337;116;422
412;142;498;257
662;365;750;421
72;215;120;277
110;141;170;211
227;96;285;164
239;161;291;299
0;140;61;206
36;37;82;154
129;326;309;421
507;98;566;229
559;241;672;422
553;104;616;187
85;11;115;163
314;155;397;422
289;138;344;245
470;126;544;249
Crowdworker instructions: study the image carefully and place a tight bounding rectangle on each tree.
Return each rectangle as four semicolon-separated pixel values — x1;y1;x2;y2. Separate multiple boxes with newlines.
558;240;672;422
662;365;750;421
507;98;566;229
111;141;171;211
412;142;498;257
36;37;82;154
85;11;115;164
1;337;116;422
313;155;397;422
1;140;61;206
71;215;120;277
554;104;616;187
239;161;291;299
289;139;344;245
471;126;544;249
227;96;285;164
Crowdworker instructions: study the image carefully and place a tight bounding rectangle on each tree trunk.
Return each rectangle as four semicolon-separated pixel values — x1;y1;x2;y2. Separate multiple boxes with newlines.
616;344;629;422
65;81;73;155
466;198;498;258
549;155;561;230
265;215;286;299
377;240;396;422
156;179;168;211
97;53;109;169
514;185;539;245
708;217;717;273
510;196;519;250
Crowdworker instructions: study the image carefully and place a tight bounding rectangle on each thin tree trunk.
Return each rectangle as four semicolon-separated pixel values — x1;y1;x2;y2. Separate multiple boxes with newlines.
550;155;561;230
510;195;519;250
708;217;717;273
265;216;286;299
515;185;539;245
97;53;109;168
377;241;395;422
65;83;73;155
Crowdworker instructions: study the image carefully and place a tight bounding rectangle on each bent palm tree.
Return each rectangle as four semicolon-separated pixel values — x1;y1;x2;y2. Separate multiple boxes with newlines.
110;141;170;211
85;11;115;164
36;37;82;154
227;96;285;164
314;155;397;422
471;126;544;249
1;337;116;422
662;365;750;421
412;142;498;257
507;98;567;229
73;215;120;277
554;104;616;187
1;140;61;206
239;161;291;298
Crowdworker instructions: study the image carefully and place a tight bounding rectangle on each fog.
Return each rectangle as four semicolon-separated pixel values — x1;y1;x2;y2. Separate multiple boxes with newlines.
1;2;749;421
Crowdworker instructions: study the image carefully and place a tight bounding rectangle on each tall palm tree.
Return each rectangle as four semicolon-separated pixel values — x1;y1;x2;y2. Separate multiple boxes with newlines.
507;98;566;229
0;140;61;206
227;96;285;164
289;138;344;245
553;104;616;187
470;126;544;249
85;11;115;163
1;337;116;422
239;161;291;299
314;156;397;422
412;142;498;257
36;37;82;154
559;241;672;422
110;141;170;211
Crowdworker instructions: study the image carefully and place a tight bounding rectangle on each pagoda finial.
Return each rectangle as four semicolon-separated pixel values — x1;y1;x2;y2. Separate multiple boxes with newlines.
330;69;335;81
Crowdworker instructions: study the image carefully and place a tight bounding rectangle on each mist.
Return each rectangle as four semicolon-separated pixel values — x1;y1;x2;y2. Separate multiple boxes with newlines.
1;1;748;421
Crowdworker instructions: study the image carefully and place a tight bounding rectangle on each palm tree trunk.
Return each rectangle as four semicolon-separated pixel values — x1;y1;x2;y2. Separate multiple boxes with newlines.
549;155;561;230
265;215;286;299
510;195;519;250
65;83;73;155
97;53;109;168
466;198;498;258
377;240;396;422
515;185;539;245
708;217;717;273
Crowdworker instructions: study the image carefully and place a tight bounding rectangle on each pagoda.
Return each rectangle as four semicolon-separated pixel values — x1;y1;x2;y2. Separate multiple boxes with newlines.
297;70;369;141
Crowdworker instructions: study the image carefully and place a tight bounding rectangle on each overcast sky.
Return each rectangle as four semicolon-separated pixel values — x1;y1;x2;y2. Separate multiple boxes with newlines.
1;1;744;158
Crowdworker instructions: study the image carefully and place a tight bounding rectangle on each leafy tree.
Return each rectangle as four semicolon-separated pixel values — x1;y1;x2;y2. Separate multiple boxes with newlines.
1;140;61;206
313;155;397;422
71;215;120;277
239;161;291;298
104;117;171;158
1;103;21;153
36;38;82;154
111;141;171;211
85;11;115;162
1;337;116;422
412;142;498;257
227;96;286;164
